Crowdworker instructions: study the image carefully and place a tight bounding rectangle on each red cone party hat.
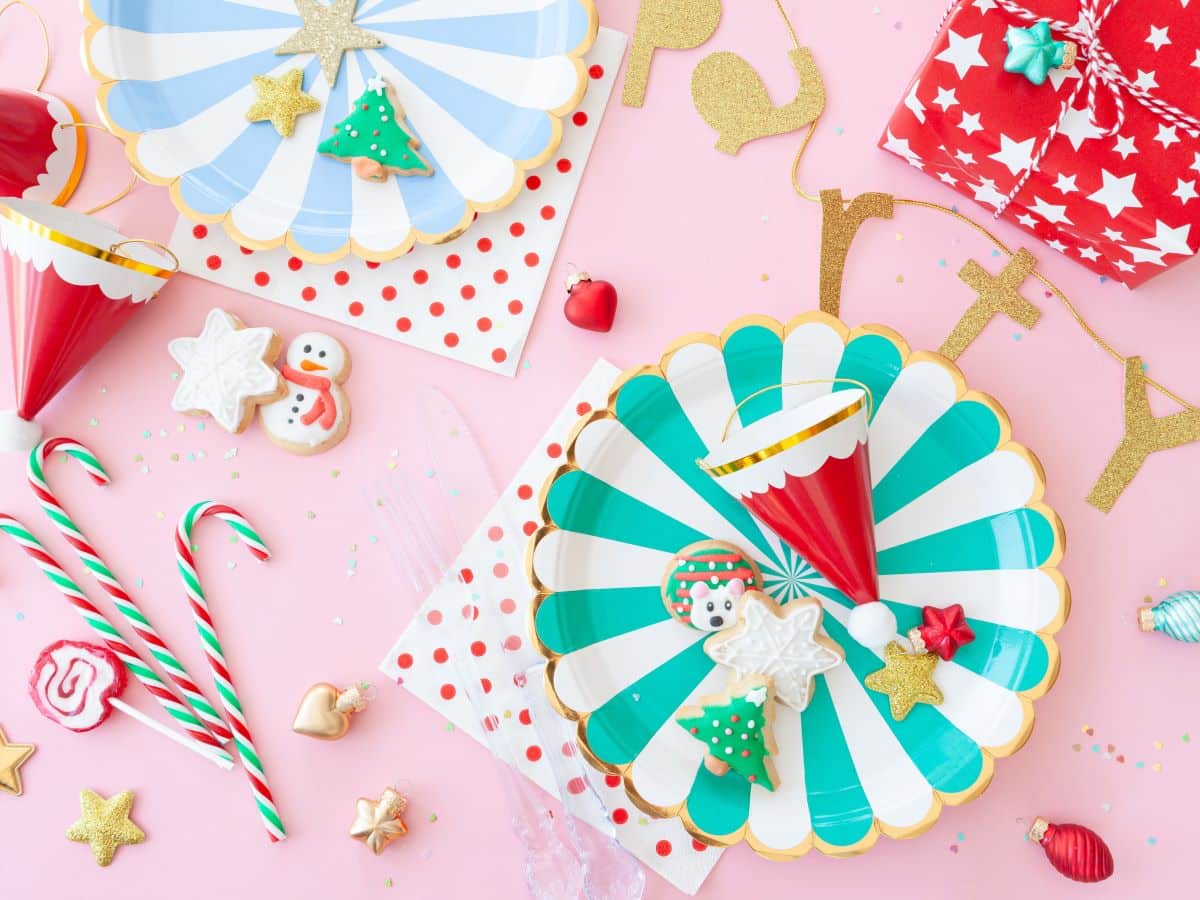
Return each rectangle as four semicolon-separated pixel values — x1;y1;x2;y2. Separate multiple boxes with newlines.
702;388;897;647
0;198;176;451
0;87;86;207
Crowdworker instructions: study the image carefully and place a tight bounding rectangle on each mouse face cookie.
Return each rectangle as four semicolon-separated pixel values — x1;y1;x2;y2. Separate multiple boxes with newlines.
168;308;284;433
662;541;762;633
260;332;352;455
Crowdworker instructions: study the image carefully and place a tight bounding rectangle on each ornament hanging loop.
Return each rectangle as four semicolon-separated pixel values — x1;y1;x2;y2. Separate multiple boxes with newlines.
108;239;180;274
334;685;368;714
0;1;50;92
55;122;140;216
717;378;875;442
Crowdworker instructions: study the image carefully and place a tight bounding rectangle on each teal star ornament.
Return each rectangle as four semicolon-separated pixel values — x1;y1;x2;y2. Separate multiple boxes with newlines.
1004;21;1075;86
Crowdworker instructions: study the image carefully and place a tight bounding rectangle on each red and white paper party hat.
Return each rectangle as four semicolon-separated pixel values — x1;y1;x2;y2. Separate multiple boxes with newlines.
701;388;896;645
0;198;176;451
0;88;86;207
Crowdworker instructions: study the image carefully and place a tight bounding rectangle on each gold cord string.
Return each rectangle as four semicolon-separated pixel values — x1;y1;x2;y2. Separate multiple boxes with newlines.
57;122;140;215
0;0;50;92
779;3;1194;413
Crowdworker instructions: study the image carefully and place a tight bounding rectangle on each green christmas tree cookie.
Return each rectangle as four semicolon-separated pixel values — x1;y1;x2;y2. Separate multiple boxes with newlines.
676;677;778;791
318;76;433;182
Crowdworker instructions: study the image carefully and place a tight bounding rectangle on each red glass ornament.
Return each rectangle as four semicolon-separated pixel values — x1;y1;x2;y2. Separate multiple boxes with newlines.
910;603;975;661
1029;817;1114;883
563;272;618;333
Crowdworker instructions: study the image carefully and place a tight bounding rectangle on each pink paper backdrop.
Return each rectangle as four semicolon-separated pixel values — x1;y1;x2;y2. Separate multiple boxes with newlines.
2;1;1198;897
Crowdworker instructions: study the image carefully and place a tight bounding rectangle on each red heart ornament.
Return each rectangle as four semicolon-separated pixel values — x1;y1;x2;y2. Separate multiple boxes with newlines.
564;273;617;333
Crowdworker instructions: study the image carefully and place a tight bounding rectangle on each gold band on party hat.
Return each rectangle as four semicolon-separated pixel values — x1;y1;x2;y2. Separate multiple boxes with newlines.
699;393;866;478
0;203;176;278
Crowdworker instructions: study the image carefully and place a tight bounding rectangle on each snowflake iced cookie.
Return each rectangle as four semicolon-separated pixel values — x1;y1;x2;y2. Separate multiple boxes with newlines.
676;676;779;791
168;308;284;434
662;541;762;633
704;593;843;712
318;77;433;182
260;332;351;455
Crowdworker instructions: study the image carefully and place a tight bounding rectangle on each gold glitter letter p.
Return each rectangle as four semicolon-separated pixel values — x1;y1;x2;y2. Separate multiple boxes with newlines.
623;0;721;108
1087;357;1200;513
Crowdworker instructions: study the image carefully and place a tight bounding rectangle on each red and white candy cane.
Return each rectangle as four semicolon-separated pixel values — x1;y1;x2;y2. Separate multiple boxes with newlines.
176;501;285;842
0;513;234;767
29;437;232;746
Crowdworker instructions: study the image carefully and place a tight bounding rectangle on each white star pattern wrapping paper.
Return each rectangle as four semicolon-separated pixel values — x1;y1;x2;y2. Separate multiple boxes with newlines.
379;360;723;895
169;28;626;375
879;0;1199;288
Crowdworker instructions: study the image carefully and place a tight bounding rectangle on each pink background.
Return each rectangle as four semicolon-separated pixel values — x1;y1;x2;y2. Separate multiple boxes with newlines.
2;1;1198;897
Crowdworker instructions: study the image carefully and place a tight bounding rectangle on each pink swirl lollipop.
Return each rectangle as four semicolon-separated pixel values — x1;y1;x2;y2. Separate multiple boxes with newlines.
28;640;233;769
29;640;127;732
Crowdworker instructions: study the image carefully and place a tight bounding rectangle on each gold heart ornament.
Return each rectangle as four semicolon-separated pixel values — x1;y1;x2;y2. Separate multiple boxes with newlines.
292;682;368;740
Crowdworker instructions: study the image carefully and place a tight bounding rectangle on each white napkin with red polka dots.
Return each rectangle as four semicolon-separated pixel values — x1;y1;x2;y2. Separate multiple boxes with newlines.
379;360;724;895
168;28;626;377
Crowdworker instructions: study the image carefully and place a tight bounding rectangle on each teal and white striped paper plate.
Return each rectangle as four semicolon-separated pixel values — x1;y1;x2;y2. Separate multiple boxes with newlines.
529;312;1068;859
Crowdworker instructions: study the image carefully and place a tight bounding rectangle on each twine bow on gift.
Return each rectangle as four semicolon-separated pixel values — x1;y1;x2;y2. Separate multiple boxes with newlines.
985;0;1200;214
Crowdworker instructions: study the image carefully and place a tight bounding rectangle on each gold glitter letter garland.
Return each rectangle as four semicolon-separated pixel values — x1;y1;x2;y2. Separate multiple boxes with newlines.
691;47;825;155
939;250;1042;361
622;0;722;108
817;189;894;317
1086;358;1200;514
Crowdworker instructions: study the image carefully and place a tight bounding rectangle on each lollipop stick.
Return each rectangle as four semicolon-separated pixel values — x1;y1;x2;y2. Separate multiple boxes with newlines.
109;698;234;771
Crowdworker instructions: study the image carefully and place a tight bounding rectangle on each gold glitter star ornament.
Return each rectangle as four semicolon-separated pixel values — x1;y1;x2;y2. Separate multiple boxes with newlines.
66;789;146;867
864;641;944;721
0;726;35;796
246;69;322;137
276;0;384;87
350;787;408;854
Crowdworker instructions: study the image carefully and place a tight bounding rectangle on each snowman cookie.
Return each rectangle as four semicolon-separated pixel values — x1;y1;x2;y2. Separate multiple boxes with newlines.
260;332;352;455
662;540;762;633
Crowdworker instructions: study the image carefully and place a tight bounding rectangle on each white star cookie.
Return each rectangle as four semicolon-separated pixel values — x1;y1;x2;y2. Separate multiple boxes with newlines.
704;593;844;712
168;308;284;433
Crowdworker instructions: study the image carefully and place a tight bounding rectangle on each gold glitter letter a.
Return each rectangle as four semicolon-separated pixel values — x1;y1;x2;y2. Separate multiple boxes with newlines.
1087;357;1200;513
623;0;721;107
939;250;1042;360
818;189;894;317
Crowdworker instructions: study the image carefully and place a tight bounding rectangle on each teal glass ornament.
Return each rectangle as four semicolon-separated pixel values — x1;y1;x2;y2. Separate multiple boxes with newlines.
1003;22;1074;86
1139;591;1200;642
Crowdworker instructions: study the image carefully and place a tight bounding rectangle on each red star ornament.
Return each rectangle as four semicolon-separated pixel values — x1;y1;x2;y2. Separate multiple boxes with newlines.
909;603;975;661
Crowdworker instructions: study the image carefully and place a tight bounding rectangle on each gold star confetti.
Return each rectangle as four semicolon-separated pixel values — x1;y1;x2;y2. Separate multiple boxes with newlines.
246;69;321;137
0;726;35;796
66;789;145;867
276;0;384;87
350;788;408;855
864;641;943;720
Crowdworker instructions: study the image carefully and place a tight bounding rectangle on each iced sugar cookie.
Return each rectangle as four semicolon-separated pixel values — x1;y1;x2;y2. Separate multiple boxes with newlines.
662;540;762;633
676;676;779;791
261;332;351;455
168;308;284;433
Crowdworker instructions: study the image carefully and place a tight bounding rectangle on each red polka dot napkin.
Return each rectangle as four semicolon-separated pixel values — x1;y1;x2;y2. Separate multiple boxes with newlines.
379;360;723;895
168;29;625;377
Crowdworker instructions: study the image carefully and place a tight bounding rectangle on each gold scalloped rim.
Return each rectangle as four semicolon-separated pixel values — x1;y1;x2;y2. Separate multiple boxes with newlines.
79;0;599;264
526;310;1069;860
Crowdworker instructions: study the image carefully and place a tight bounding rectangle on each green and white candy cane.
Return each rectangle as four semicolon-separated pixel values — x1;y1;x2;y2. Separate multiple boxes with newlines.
176;501;284;842
1139;592;1200;643
30;437;232;746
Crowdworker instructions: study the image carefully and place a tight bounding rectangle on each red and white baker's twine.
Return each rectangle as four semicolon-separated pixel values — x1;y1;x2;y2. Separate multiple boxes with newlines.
29;438;233;746
942;0;1200;215
0;513;235;767
176;501;285;842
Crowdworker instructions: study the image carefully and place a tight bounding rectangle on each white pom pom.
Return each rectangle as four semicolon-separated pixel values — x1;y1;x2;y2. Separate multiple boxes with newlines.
847;602;897;648
0;410;41;455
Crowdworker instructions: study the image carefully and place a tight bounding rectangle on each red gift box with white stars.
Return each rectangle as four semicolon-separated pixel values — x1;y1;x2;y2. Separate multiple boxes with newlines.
879;0;1199;287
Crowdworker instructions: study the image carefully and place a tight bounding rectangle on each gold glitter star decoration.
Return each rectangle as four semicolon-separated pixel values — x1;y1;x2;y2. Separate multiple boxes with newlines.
246;69;322;138
350;787;408;855
864;641;944;721
0;725;35;796
66;789;146;867
276;0;384;87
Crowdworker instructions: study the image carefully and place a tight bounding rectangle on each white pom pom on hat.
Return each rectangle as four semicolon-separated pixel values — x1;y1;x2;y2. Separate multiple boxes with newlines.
847;601;898;648
0;410;42;455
